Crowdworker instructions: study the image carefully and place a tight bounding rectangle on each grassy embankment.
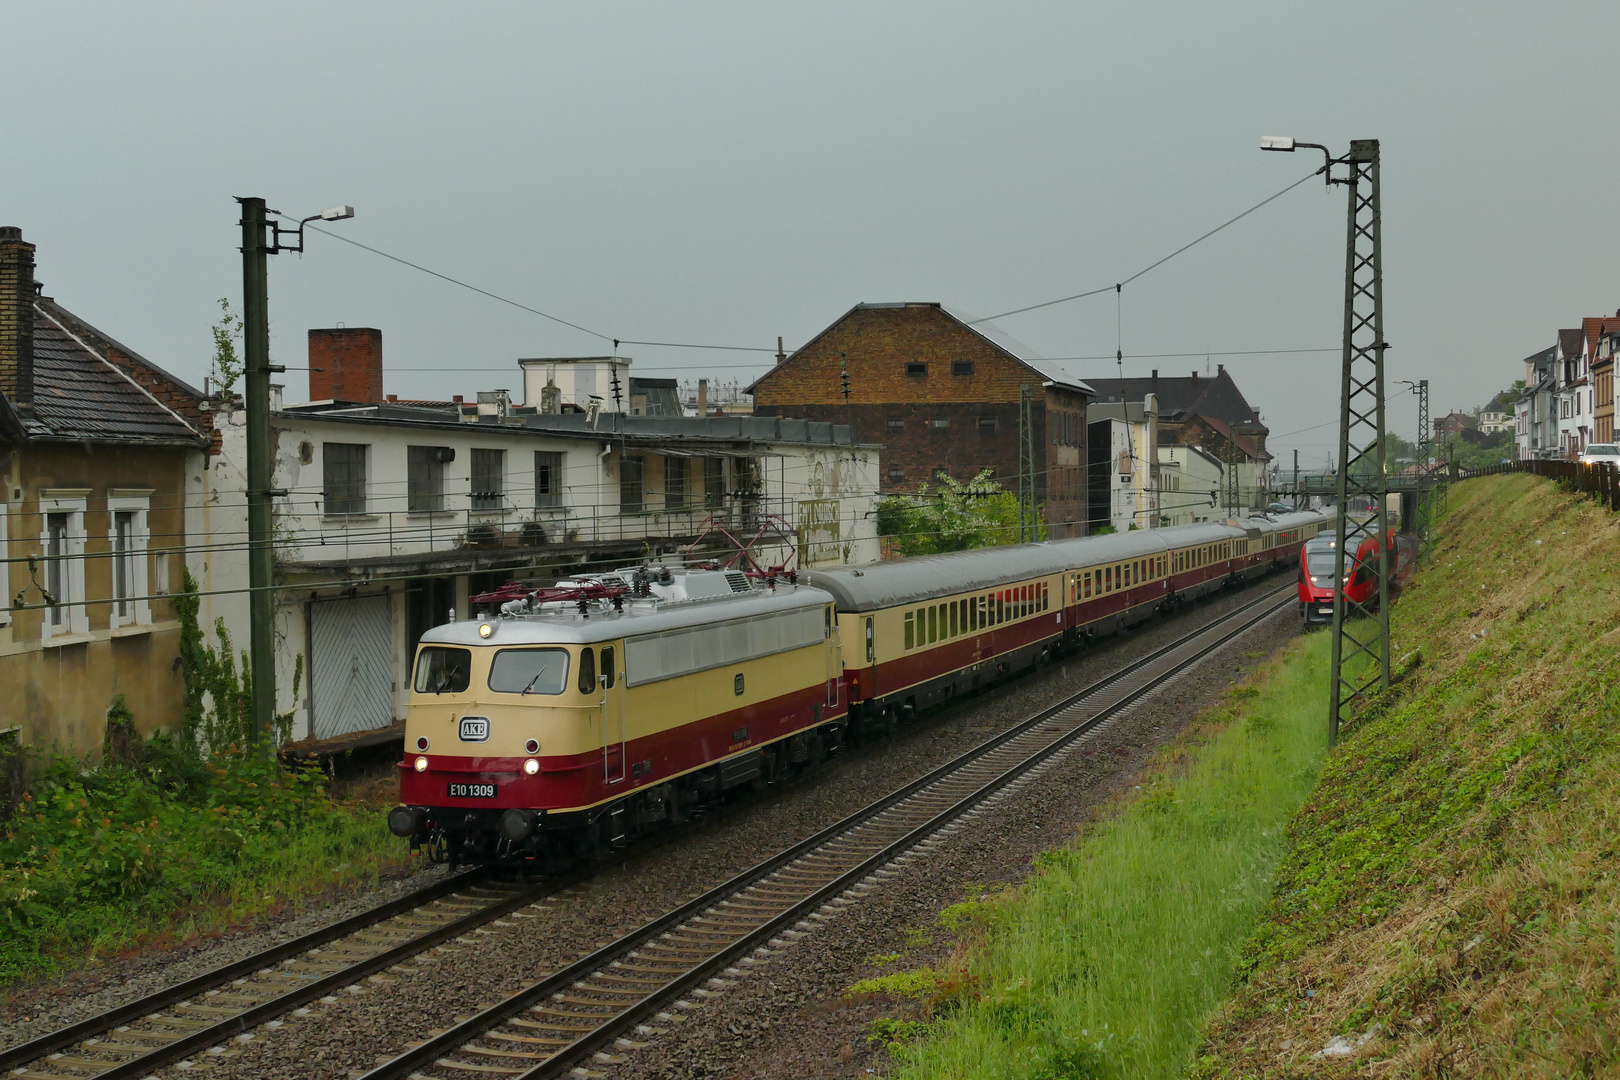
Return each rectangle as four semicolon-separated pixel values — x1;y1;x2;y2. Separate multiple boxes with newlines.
855;473;1620;1077
1197;473;1620;1074
0;746;409;986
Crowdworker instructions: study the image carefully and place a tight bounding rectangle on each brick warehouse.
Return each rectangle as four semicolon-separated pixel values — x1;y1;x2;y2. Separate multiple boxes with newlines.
749;302;1095;537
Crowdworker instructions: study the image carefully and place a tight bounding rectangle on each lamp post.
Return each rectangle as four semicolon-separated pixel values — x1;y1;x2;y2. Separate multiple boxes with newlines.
236;198;354;741
1261;136;1389;748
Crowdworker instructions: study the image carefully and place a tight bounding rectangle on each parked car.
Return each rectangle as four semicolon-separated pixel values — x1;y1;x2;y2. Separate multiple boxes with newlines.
1579;443;1620;466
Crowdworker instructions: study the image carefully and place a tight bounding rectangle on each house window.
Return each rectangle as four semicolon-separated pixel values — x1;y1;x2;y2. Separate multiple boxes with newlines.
407;446;448;513
931;418;950;430
471;448;505;512
534;451;564;509
906;362;928;378
38;494;88;638
621;455;645;514
665;456;687;510
952;360;974;377
887;466;906;484
887;418;905;431
978;416;996;434
704;457;725;508
107;493;152;628
323;443;368;515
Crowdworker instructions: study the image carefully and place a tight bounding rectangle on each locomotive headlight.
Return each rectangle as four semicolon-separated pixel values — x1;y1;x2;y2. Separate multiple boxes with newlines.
478;622;494;639
523;758;540;776
414;755;429;772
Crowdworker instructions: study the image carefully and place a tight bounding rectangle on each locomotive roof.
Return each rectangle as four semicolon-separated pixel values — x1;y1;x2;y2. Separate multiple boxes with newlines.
418;583;834;647
805;512;1327;612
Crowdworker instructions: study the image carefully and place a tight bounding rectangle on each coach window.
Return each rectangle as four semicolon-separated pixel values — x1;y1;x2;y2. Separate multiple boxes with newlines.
577;647;597;695
904;611;915;650
947;601;957;637
927;606;938;644
995;593;1004;623
1083;572;1092;598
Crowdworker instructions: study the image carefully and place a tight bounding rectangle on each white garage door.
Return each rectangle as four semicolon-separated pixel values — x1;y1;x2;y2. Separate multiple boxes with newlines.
310;594;395;738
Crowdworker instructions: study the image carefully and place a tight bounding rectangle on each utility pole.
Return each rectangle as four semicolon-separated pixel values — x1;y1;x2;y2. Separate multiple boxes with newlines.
1262;135;1390;749
1325;140;1390;748
1018;384;1035;541
236;197;352;741
1293;449;1299;510
238;198;278;742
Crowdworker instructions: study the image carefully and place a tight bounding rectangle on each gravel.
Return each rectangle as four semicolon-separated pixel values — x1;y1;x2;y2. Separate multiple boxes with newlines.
0;578;1296;1079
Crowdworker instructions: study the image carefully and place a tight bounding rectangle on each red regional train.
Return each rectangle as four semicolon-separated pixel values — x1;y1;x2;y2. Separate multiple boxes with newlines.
389;511;1325;867
1297;525;1416;626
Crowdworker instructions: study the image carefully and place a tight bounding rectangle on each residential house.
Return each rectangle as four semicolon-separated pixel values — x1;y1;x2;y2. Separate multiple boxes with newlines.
1084;395;1159;531
1477;393;1514;436
747;302;1095;537
1156;445;1224;526
1555;328;1590;458
1083;367;1272;512
1580;312;1620;449
196;332;879;745
0;227;212;755
1516;346;1557;460
1596;330;1618;445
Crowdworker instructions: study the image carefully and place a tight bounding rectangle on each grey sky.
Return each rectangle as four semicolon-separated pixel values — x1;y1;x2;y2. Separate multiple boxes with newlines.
6;2;1617;469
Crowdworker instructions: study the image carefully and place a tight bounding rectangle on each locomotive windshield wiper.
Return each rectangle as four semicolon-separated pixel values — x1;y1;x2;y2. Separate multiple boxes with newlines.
520;665;549;695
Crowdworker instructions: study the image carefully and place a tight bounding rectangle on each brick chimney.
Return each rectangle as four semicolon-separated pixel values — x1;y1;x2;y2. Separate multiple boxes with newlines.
308;327;383;402
0;226;35;411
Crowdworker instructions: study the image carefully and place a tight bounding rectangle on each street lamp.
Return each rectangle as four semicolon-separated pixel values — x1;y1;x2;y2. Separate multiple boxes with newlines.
236;198;354;742
1260;135;1389;748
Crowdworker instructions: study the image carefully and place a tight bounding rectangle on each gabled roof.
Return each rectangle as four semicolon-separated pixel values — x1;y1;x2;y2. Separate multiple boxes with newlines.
20;303;205;446
1084;367;1264;432
1196;413;1272;462
747;301;1094;397
1559;328;1583;359
1581;314;1620;357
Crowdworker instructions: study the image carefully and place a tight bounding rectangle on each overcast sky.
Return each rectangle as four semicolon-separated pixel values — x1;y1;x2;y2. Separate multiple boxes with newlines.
6;2;1617;469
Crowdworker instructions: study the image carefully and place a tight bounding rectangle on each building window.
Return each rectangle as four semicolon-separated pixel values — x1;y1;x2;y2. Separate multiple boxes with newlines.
621;454;645;514
407;446;448;513
323;443;368;515
665;456;687;510
887;418;905;431
38;494;88;638
978;416;996;435
905;362;928;378
534;451;564;509
471;448;506;512
887;466;906;483
931;418;950;430
704;457;725;508
952;360;974;376
107;493;152;628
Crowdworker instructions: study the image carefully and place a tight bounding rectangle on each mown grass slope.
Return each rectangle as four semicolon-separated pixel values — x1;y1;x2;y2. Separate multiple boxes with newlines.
1197;474;1620;1075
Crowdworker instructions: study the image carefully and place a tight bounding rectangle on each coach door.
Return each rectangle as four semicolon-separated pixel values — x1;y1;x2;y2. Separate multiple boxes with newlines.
600;646;627;784
825;607;841;711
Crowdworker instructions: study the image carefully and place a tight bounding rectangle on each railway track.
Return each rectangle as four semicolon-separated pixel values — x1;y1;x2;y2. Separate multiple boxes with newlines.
0;871;573;1080
358;583;1294;1080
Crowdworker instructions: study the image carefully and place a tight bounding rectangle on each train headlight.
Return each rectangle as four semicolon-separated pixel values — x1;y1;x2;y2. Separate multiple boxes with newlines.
414;755;429;772
478;622;494;639
523;758;540;776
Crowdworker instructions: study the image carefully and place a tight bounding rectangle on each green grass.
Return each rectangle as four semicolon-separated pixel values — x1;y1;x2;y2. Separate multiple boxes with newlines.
0;745;409;986
1195;473;1620;1075
882;629;1333;1079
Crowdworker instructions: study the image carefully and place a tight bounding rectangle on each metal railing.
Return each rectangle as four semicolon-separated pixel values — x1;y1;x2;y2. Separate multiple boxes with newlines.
1468;458;1620;509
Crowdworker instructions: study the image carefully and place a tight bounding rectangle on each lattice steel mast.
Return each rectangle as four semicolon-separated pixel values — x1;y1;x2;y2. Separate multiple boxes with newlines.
1263;136;1390;747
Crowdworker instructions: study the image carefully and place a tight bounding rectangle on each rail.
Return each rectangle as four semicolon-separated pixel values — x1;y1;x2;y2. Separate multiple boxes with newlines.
357;583;1295;1080
0;871;572;1080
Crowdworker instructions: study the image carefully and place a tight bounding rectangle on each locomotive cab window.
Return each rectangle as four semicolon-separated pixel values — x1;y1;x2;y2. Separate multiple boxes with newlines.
577;647;597;694
488;648;570;695
601;646;615;689
414;646;472;694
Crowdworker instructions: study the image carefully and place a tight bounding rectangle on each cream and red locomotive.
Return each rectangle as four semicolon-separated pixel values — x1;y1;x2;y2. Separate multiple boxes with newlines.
389;512;1323;866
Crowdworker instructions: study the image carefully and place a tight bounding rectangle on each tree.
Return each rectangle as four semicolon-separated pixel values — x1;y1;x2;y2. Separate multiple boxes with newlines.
876;469;1045;556
210;297;243;396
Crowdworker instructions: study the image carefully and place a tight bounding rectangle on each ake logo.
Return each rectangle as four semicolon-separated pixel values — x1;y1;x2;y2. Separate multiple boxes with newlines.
458;716;491;742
